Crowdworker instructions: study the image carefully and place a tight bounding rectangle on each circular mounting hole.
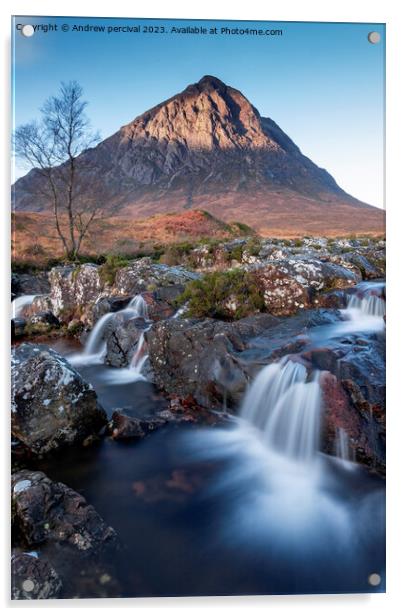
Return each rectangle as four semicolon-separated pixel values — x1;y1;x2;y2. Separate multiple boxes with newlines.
21;25;35;37
22;578;35;592
368;31;381;44
368;573;381;586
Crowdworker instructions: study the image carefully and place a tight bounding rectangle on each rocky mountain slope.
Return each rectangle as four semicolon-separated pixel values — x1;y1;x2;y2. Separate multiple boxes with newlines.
13;75;384;235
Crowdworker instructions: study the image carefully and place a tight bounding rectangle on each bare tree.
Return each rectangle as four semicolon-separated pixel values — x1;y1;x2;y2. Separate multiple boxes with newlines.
14;81;101;260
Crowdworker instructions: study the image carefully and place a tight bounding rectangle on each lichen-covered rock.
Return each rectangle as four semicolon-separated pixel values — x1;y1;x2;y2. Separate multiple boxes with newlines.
11;344;106;455
330;252;383;280
11;470;119;598
11;552;62;600
48;264;106;324
112;257;198;296
22;294;53;318
29;260;198;328
253;264;309;316
12;470;117;551
252;258;360;316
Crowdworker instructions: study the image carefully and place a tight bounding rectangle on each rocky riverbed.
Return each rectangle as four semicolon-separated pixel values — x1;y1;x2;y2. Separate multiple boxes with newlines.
11;235;386;598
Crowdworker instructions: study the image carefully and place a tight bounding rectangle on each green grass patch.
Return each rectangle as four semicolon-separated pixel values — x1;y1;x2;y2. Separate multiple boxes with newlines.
99;254;130;285
176;269;265;320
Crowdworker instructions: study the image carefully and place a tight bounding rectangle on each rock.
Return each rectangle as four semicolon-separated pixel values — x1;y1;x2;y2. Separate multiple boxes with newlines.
12;470;117;551
112;258;198;297
107;411;167;440
91;296;132;324
141;290;177;320
11;272;50;297
252;257;360;316
147;310;336;408
11;470;119;598
309;333;385;472
315;289;349;309
11;318;27;339
332;252;383;280
38;260;197;328
23;294;54;319
108;397;227;441
103;313;144;368
11;552;62;600
11;344;107;455
253;264;309;316
26;311;60;335
48;264;106;324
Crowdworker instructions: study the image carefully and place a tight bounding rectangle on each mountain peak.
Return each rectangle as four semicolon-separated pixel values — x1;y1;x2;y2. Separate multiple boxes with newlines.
122;73;272;152
13;76;384;237
195;75;227;91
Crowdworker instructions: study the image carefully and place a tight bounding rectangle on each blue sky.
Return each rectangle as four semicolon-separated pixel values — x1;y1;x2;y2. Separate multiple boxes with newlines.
12;17;385;207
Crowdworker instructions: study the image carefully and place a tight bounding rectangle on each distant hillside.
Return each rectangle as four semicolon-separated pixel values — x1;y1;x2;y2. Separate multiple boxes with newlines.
12;210;255;265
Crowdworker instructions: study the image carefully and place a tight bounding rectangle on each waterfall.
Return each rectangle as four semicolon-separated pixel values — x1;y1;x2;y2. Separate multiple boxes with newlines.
347;293;385;318
173;304;188;319
101;331;149;385
335;428;355;468
83;312;115;357
71;294;149;365
130;332;148;374
240;358;321;462
127;294;149;319
11;295;36;318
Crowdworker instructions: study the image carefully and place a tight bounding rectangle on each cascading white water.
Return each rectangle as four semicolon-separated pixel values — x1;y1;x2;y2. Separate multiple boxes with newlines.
335;427;355;468
131;332;148;374
347;293;385;318
240;358;321;462
83;312;115;357
11;295;36;318
127;295;149;319
173;304;188;319
71;294;149;366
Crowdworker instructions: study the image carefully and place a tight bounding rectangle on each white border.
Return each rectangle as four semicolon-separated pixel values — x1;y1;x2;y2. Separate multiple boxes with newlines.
1;1;401;614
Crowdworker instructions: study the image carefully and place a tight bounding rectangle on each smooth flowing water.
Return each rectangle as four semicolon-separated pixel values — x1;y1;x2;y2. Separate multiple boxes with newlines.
70;295;150;376
11;294;36;318
35;280;385;596
240;359;321;462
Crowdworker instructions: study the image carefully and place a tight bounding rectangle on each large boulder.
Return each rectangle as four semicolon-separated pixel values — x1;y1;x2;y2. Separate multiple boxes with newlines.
147;310;337;408
11;470;119;598
252;257;361;316
27;260;198;327
112;257;199;296
48;264;106;324
12;344;107;455
330;252;384;280
308;332;385;473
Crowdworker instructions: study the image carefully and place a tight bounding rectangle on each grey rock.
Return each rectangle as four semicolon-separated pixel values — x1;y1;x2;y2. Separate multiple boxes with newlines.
11;344;106;455
11;470;119;598
11;272;50;298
